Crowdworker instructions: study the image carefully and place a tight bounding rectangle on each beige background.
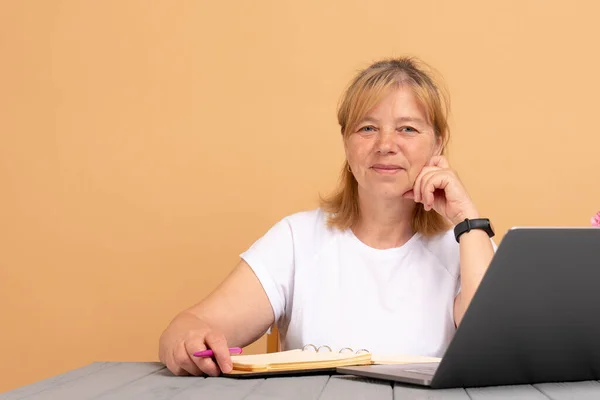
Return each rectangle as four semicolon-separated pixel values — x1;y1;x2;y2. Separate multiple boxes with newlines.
2;0;599;393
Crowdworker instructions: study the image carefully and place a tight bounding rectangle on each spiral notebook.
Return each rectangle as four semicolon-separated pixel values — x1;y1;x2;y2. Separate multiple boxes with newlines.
223;344;441;378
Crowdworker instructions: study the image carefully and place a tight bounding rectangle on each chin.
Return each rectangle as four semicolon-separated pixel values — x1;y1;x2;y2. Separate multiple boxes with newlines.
360;182;411;201
373;189;408;200
377;183;410;197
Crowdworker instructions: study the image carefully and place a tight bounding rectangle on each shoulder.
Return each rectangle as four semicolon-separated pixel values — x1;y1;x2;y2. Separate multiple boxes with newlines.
272;208;340;255
421;228;459;258
281;208;329;229
416;228;460;278
247;208;337;252
415;228;498;278
279;208;338;240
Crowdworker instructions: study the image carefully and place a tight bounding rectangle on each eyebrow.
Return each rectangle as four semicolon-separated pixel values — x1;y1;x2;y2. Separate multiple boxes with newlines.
358;116;427;125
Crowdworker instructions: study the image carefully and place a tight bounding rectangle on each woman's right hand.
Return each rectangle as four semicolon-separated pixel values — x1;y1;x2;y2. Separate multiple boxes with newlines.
158;260;275;377
158;311;233;376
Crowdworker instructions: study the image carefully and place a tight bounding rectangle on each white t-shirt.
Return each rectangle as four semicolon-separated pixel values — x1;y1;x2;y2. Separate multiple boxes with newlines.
241;208;489;357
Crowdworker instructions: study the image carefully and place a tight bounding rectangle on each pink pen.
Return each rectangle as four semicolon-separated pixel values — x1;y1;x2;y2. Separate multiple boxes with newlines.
591;211;600;227
193;347;243;357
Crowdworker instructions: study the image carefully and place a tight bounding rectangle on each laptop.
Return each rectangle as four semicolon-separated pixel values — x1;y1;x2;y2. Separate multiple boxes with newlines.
337;227;600;389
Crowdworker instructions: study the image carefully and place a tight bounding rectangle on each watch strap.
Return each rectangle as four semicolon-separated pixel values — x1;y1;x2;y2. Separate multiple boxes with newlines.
454;218;495;243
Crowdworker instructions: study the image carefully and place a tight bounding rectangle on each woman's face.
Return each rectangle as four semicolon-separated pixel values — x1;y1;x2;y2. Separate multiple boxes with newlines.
345;85;441;201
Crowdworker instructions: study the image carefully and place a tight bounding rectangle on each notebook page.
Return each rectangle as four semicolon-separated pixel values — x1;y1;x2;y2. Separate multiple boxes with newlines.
231;349;368;367
231;349;303;365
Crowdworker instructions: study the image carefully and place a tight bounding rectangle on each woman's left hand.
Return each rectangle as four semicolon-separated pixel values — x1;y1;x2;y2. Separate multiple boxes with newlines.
403;155;479;225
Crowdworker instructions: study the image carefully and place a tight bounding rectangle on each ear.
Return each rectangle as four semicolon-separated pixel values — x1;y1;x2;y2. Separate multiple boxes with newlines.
433;135;443;156
343;134;350;156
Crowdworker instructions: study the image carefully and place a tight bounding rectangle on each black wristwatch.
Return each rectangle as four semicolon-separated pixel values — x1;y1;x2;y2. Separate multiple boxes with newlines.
454;218;495;243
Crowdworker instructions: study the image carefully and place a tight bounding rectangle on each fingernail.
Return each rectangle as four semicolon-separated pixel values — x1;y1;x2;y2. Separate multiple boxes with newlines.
223;362;232;373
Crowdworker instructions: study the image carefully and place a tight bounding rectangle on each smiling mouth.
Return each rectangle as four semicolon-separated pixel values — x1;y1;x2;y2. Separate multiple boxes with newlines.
371;165;403;174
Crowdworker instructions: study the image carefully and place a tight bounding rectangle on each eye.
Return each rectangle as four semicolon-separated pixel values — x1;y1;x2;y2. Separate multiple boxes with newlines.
358;125;376;133
399;126;419;134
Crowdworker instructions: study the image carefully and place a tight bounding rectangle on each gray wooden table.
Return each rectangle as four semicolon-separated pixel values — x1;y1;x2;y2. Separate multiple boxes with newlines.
3;362;600;399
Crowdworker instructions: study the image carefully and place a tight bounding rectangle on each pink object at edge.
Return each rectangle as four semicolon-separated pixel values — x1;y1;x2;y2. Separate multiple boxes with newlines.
193;347;243;357
591;211;600;227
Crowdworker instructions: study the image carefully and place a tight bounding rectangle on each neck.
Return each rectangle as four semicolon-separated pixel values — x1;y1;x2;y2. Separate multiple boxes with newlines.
351;191;416;250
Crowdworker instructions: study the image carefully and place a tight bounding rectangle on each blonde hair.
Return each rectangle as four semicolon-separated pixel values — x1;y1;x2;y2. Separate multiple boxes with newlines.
320;57;451;237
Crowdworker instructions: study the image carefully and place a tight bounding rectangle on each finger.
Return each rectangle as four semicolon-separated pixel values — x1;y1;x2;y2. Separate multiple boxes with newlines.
402;189;414;199
173;342;203;376
413;166;438;203
165;348;188;376
418;170;438;207
205;332;233;374
195;357;221;377
162;340;188;376
420;174;436;211
185;339;221;377
422;173;450;211
427;155;450;168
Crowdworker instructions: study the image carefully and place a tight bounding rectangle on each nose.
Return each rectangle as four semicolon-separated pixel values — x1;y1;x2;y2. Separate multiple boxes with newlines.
375;128;397;155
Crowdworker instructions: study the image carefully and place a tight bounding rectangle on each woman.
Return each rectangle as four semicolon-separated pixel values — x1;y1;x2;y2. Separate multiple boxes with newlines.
158;57;496;377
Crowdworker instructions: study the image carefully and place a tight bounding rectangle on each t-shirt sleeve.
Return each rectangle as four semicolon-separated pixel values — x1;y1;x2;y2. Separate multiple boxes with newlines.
240;218;295;325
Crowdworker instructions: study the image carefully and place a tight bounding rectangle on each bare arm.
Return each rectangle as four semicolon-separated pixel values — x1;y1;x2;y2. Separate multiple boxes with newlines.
182;259;274;346
453;229;495;326
159;259;274;376
406;155;495;326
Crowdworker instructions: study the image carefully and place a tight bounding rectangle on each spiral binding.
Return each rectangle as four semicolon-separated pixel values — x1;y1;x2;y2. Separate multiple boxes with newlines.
302;344;370;354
